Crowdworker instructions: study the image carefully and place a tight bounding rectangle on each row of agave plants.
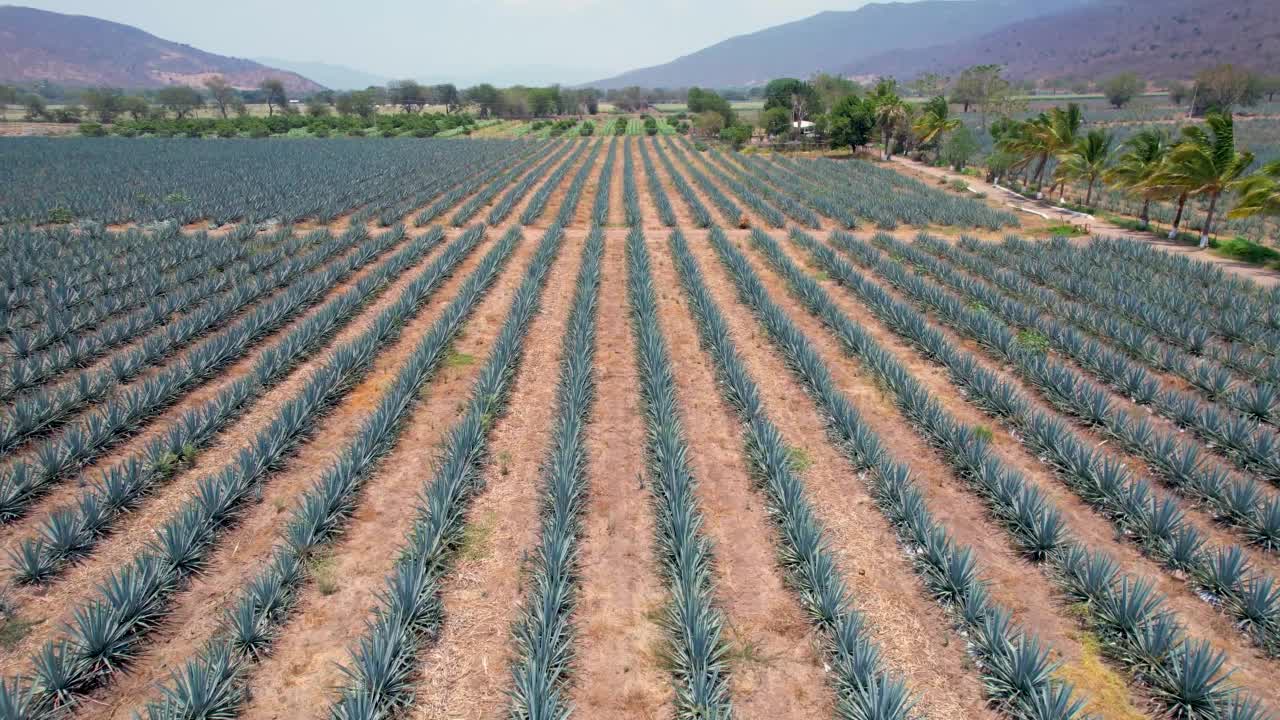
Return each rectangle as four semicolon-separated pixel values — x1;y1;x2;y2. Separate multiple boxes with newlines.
377;151;522;228
451;140;563;228
144;226;531;720
647;134;712;228
906;235;1280;551
674;141;786;228
637;136;679;227
546;139;603;228
0;223;508;717
2;228;326;400
799;229;1280;661
661;138;744;228
700;144;822;229
486;140;578;226
704;227;1089;719
2;227;248;353
623;137;643;228
518;139;594;226
591;138;619;226
671;228;917;719
741;227;1269;719
506;225;603;719
781;154;1019;231
3;138;521;226
0;228;343;451
8;227;450;586
625;226;733;717
984;238;1280;389
924;238;1280;435
962;239;1280;482
326;223;564;718
0;225;409;525
414;143;542;228
736;151;861;229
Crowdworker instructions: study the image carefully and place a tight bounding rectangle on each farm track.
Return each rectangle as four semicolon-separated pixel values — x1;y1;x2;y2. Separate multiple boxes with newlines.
7;138;1280;720
567;227;671;718
767;228;1280;707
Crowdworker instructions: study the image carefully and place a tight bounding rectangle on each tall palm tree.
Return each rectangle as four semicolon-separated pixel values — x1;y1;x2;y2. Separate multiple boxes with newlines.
1103;129;1170;229
1054;129;1113;207
1229;160;1280;219
869;79;908;161
1145;112;1255;248
912;95;960;163
997;114;1052;188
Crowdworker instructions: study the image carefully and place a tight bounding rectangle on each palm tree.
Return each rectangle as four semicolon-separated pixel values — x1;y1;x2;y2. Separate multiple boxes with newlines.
1054;129;1113;207
997;114;1052;188
1103;129;1170;229
1145;112;1255;248
912;95;960;163
869;79;908;161
1229;160;1280;219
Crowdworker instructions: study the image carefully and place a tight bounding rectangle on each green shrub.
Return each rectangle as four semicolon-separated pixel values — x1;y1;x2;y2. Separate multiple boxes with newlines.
1212;236;1280;265
78;122;106;137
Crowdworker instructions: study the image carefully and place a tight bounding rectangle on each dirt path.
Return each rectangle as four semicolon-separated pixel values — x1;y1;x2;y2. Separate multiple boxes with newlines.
407;228;586;719
648;230;832;718
568;227;671;718
889;156;1280;288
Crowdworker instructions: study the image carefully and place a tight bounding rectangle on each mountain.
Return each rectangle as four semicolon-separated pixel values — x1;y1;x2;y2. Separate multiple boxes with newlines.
588;0;1089;89
0;6;324;93
253;58;387;91
849;0;1280;81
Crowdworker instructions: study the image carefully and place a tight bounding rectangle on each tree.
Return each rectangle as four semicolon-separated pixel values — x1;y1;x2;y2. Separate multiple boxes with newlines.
23;94;47;121
688;87;734;126
942;124;979;170
388;79;427;113
912;95;960;163
998;103;1082;193
761;107;791;137
868;79;907;161
156;85;204;119
720;124;752;150
434;84;460;113
259;78;288;117
464;84;502;117
1103;129;1171;229
80;87;124;123
950;64;999;112
693;111;725;138
1168;81;1191;106
305;96;331;117
1053;129;1112;207
1102;73;1142;109
1261;75;1280;103
810;73;860;111
204;76;240;119
117;95;150;121
826;95;874;153
764;78;822;134
1146;112;1254;247
1229;160;1280;219
1190;65;1261;116
337;90;377;121
0;84;15;120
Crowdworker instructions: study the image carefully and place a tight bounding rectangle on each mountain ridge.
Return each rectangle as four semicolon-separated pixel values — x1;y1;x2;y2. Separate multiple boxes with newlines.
0;5;325;93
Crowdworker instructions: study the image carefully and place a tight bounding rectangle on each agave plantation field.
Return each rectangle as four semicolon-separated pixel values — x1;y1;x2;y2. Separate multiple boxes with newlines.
1;133;1280;720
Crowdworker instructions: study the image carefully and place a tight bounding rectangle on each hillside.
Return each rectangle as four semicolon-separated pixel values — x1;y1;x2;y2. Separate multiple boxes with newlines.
588;0;1088;89
0;6;324;93
849;0;1280;81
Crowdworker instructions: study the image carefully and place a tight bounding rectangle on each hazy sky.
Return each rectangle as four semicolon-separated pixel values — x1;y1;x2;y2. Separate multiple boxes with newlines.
18;0;884;85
